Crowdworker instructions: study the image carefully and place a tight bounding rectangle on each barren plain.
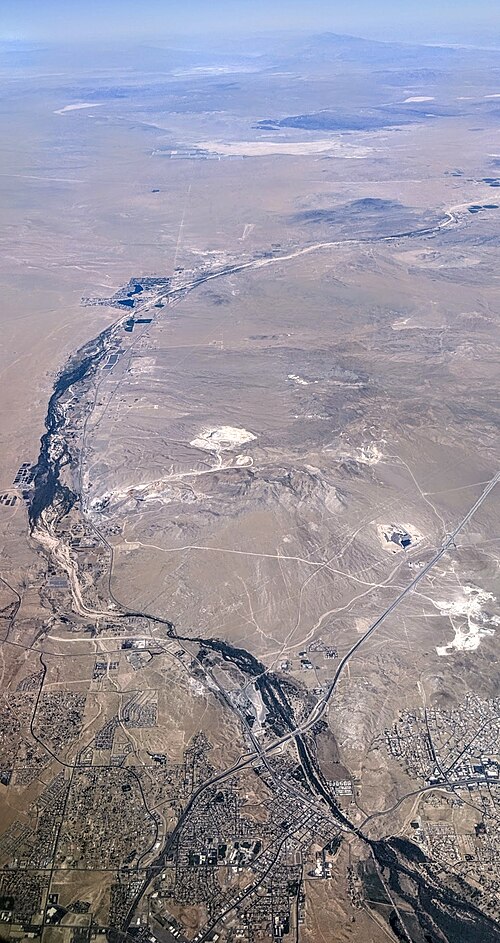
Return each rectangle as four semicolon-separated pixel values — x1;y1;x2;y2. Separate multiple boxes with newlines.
0;32;499;943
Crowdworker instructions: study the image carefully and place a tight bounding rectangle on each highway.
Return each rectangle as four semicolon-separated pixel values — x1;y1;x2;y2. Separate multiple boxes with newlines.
360;774;500;830
135;469;500;859
270;469;500;748
25;215;498;939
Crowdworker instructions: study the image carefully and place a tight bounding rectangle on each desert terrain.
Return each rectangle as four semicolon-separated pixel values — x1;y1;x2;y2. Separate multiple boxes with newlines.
0;32;499;943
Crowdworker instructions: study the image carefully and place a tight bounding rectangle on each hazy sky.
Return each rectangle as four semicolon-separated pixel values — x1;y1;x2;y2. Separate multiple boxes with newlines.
2;0;500;43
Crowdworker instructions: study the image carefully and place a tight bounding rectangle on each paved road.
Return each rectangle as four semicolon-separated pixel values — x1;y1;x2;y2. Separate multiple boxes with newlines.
266;469;500;750
361;775;500;829
163;462;500;943
143;470;500;814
